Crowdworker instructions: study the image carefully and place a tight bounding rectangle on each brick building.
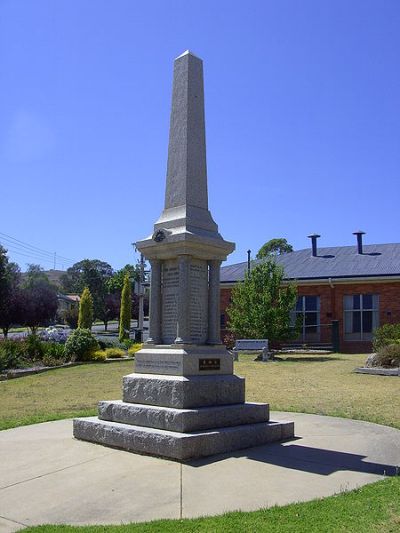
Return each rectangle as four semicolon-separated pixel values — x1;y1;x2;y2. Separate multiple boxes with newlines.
220;233;400;353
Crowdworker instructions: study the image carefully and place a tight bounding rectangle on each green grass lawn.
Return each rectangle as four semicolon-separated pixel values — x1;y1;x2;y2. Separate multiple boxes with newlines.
1;352;399;431
1;352;400;531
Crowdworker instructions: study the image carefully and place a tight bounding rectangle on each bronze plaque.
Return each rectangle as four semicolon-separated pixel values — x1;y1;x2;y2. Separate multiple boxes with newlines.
199;358;220;371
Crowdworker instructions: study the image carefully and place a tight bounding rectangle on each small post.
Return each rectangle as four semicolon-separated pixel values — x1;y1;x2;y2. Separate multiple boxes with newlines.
331;320;340;352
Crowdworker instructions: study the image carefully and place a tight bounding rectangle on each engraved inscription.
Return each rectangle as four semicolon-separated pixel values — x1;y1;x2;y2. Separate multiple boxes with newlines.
190;260;208;343
199;358;221;371
162;260;179;344
136;360;181;370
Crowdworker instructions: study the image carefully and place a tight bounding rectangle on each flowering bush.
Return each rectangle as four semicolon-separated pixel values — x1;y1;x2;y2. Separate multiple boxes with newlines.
64;329;99;361
39;327;69;344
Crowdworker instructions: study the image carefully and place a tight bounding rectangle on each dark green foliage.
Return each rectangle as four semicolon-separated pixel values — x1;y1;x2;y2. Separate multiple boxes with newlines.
97;338;126;350
23;334;45;360
20;265;58;333
106;264;139;293
0;336;68;371
64;329;99;361
0;340;23;371
62;307;79;329
373;323;400;351
256;238;293;259
227;259;298;342
78;287;94;329
119;273;132;342
0;245;21;337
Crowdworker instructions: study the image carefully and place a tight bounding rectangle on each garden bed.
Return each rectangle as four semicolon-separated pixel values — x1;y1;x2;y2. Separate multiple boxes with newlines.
0;356;135;381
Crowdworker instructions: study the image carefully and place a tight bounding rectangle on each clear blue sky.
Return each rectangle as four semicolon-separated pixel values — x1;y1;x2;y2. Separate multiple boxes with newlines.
1;0;399;272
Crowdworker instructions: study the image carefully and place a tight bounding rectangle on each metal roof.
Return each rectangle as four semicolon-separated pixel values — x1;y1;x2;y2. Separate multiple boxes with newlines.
221;243;400;283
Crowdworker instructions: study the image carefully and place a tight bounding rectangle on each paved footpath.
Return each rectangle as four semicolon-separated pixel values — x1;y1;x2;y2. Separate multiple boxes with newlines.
1;412;400;532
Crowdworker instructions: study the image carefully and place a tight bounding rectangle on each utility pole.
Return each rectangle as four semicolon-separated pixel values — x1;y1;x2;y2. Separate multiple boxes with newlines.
247;249;251;274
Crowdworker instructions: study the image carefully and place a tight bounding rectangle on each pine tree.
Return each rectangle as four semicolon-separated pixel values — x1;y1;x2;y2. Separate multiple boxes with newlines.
119;273;132;341
78;287;94;330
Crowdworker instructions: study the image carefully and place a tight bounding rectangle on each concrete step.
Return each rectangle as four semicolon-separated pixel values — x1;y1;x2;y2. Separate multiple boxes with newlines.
98;400;270;433
73;417;295;461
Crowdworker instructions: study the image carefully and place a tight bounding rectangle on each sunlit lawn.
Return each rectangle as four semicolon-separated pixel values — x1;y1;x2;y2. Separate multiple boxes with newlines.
1;352;399;430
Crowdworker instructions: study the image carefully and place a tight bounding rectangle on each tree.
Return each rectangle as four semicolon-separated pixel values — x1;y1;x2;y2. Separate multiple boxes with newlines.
106;264;139;294
256;238;293;259
60;259;114;327
78;287;94;329
119;273;132;341
0;246;22;337
227;259;298;343
20;265;58;333
100;293;120;331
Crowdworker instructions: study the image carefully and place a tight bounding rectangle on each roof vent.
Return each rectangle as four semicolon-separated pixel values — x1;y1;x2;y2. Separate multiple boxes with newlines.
353;230;365;254
307;233;320;257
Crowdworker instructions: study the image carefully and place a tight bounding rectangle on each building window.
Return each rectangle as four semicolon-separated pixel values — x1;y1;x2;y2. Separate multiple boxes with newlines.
344;294;379;341
291;296;320;342
220;314;226;328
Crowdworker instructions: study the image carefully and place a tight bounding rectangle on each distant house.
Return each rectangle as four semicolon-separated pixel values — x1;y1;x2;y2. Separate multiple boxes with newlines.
57;294;80;316
220;233;400;353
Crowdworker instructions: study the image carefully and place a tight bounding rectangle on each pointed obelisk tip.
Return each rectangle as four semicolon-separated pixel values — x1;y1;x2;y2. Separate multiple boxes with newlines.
175;49;202;61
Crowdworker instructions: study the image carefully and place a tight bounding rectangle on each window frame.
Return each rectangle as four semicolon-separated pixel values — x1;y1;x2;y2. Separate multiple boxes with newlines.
343;293;379;341
291;295;321;342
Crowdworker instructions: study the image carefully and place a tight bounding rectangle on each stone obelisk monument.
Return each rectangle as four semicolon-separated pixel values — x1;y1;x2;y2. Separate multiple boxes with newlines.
73;51;294;460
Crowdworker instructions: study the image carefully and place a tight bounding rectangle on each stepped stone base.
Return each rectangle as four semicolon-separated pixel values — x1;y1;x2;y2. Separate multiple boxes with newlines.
73;353;295;461
98;400;269;432
73;417;294;461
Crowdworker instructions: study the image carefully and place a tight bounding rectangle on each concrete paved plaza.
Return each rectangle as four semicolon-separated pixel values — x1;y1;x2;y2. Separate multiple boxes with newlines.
1;412;400;532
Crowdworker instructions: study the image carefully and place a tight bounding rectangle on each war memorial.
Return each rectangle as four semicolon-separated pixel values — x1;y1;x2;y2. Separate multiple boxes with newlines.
73;50;294;460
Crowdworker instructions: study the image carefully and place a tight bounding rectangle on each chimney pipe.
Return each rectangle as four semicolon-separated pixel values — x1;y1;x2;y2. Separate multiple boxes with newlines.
307;233;320;257
353;230;365;254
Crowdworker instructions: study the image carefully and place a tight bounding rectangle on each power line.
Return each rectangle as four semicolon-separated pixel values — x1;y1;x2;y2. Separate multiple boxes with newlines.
0;231;78;269
0;238;74;266
0;231;77;263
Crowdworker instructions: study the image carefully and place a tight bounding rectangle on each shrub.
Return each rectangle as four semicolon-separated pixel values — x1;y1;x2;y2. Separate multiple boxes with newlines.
103;347;126;359
90;350;107;362
98;338;126;350
373;323;400;352
22;334;45;361
121;338;135;349
64;329;99;361
127;343;142;357
375;344;400;368
0;340;24;372
41;342;67;366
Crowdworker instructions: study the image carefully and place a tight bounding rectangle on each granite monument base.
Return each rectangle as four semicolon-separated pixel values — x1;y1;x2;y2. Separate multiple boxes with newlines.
73;371;295;461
